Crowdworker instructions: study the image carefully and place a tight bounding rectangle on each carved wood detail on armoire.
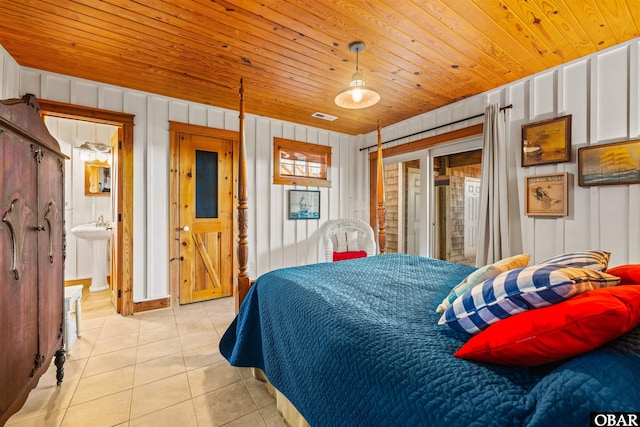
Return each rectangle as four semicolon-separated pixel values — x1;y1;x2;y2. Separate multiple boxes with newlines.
0;94;66;426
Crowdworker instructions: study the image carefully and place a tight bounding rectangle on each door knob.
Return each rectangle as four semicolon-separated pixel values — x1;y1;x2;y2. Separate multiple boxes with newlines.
181;225;189;232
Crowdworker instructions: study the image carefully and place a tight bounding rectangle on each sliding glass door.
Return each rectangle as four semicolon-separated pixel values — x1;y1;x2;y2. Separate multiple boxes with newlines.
381;137;482;265
382;159;422;255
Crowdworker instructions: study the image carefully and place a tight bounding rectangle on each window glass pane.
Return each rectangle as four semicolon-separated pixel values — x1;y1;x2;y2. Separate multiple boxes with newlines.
195;150;218;218
383;161;420;255
280;158;295;176
279;148;327;179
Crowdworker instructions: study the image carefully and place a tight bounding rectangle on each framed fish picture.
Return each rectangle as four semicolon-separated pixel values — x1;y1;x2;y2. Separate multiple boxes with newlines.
524;172;568;217
521;115;572;167
578;140;640;187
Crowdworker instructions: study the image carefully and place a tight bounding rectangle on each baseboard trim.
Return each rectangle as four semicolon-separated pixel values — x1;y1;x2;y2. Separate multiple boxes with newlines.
134;298;170;313
64;278;91;290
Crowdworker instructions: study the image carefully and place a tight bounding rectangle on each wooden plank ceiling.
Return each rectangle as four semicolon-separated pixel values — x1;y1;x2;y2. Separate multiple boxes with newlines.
0;0;638;135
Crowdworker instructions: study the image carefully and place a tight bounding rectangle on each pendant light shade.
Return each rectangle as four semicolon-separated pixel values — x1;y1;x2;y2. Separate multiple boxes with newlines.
335;41;380;109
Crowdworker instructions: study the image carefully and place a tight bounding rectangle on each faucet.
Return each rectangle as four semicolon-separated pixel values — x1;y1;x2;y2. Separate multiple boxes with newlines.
96;215;107;227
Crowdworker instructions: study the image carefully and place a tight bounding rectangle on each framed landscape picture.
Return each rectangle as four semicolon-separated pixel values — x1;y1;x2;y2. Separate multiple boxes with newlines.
578;139;640;187
288;190;320;219
524;172;568;217
521;115;572;167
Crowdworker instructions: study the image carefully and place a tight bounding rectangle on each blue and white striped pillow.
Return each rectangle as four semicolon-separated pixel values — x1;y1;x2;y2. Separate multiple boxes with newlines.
438;263;620;334
540;250;610;271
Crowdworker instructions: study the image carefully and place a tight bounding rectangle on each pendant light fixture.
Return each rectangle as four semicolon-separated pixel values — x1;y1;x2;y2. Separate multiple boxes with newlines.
334;41;380;109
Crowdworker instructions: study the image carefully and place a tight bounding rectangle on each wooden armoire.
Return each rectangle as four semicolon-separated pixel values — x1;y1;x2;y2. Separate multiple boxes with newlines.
0;94;66;425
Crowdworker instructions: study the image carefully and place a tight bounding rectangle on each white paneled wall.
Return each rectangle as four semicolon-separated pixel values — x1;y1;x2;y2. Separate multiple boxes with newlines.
3;62;361;302
364;38;640;267
3;37;639;303
0;45;19;99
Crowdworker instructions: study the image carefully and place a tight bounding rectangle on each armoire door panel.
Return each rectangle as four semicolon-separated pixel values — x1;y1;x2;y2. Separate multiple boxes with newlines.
0;115;41;420
37;151;65;358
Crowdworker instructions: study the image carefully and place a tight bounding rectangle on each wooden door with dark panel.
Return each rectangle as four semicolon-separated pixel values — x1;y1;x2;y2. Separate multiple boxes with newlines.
178;133;233;304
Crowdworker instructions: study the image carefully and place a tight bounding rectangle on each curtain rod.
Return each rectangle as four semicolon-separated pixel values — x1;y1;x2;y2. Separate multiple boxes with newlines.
360;104;513;152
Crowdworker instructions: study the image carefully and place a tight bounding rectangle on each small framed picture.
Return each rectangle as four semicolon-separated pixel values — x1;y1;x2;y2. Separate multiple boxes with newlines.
521;115;572;167
524;172;568;217
288;190;320;220
578;139;640;186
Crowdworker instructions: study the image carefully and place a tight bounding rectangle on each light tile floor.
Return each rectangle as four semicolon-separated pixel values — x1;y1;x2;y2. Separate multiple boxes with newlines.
7;289;286;427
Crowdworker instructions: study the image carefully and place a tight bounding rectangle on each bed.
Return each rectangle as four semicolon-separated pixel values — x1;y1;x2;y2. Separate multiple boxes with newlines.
224;82;640;426
221;254;640;426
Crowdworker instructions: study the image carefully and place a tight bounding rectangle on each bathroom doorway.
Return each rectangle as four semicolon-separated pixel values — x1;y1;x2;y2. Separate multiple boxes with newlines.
39;100;135;315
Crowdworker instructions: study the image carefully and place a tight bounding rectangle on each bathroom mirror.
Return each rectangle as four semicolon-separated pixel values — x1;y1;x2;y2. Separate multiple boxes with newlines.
84;161;111;196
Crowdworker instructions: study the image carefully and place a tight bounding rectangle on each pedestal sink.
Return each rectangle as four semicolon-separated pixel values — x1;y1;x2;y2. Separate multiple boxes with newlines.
70;222;113;292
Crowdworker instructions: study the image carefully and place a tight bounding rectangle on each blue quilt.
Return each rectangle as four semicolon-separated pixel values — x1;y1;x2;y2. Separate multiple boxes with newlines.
220;254;640;426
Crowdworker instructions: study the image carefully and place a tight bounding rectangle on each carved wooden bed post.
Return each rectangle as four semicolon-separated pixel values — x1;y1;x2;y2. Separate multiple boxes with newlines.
236;78;250;312
376;120;386;254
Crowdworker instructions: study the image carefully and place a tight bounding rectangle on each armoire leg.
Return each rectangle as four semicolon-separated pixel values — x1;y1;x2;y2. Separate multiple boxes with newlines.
54;347;66;386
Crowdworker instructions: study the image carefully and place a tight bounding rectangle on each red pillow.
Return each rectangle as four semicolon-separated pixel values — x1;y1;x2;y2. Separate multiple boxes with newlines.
607;264;640;285
455;285;640;366
333;251;367;262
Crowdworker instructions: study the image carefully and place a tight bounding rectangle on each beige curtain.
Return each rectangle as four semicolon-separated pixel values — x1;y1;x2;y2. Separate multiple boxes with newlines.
476;104;510;266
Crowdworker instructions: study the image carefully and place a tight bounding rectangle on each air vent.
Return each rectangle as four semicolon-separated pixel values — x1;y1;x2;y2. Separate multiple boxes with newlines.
312;112;337;121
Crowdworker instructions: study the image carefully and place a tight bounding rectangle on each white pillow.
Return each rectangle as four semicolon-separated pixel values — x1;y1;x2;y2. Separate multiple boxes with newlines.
335;231;348;253
346;230;359;252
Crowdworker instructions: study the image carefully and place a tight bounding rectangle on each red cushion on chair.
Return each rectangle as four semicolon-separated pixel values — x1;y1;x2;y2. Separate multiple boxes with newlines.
454;285;640;366
333;251;367;262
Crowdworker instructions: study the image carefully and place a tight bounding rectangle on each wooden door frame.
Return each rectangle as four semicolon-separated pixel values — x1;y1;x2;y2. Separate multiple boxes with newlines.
39;100;135;316
405;165;421;255
169;121;239;307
